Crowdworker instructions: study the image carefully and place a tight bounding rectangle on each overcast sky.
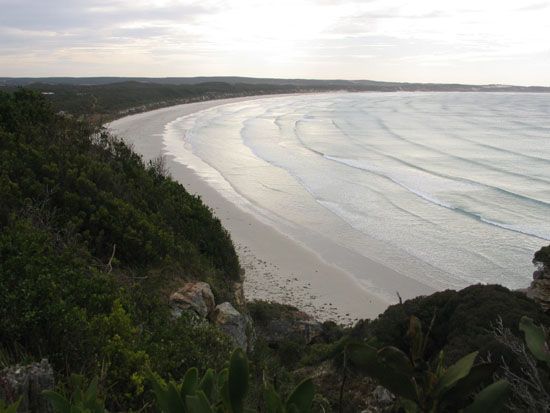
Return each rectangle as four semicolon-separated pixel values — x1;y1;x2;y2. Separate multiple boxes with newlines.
1;0;549;85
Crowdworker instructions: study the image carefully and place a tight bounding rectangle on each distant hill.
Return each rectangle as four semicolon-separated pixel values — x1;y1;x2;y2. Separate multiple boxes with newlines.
2;77;549;123
2;76;550;92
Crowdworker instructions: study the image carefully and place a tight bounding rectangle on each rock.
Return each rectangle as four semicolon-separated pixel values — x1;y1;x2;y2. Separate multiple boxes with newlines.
0;359;54;413
233;282;246;308
170;282;215;318
525;278;550;312
210;302;248;350
533;270;545;280
371;386;394;405
257;309;322;345
360;386;395;412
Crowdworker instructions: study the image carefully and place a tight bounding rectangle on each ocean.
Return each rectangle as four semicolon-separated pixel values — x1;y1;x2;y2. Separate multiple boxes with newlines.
163;92;550;302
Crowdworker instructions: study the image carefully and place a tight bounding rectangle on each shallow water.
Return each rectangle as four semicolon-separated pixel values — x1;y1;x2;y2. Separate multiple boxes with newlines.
163;92;550;301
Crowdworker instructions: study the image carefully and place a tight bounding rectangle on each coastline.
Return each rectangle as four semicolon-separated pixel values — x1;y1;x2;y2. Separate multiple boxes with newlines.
108;95;397;323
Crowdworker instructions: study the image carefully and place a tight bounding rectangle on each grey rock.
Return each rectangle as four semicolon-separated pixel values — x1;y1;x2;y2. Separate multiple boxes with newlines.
525;278;550;312
372;386;394;405
0;359;54;413
258;310;322;344
170;282;216;318
210;302;247;350
533;270;545;280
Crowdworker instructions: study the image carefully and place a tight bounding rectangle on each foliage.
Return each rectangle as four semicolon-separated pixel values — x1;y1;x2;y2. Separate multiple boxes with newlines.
43;376;106;413
490;316;550;412
347;316;511;412
533;244;550;273
41;349;316;412
0;89;239;278
362;284;550;364
0;90;237;410
0;399;20;413
520;316;550;367
148;349;315;413
0;81;323;122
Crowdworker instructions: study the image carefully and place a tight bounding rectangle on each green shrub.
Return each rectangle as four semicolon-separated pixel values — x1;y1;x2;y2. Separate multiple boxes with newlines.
0;90;239;410
364;284;550;364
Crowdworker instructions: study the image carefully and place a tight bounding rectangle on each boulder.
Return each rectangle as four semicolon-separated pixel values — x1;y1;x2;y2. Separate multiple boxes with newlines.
533;270;546;280
258;310;322;345
170;282;215;318
359;386;395;412
525;278;550;312
233;282;246;308
0;359;54;413
210;302;248;350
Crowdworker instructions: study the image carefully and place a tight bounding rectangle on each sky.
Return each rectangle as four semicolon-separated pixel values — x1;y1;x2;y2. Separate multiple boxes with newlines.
1;0;549;85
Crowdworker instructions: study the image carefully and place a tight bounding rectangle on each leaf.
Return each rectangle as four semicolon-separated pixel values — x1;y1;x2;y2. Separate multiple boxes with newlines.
199;369;216;403
182;368;199;398
519;316;550;365
0;399;21;413
186;391;214;413
440;363;496;408
463;380;511;413
400;398;421;413
263;385;284;413
166;381;187;413
83;377;99;402
285;378;314;413
378;346;413;376
218;369;230;411
148;372;185;413
43;391;73;413
228;349;249;413
434;351;478;397
347;343;417;400
407;316;424;362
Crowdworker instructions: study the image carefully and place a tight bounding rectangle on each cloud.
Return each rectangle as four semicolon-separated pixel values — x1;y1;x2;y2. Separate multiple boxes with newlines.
0;0;549;85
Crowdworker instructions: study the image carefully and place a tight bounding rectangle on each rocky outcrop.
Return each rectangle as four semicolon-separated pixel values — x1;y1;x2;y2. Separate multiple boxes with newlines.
210;302;248;350
524;265;550;312
257;308;322;345
361;386;395;412
0;359;54;413
526;276;550;312
170;282;253;350
170;282;216;318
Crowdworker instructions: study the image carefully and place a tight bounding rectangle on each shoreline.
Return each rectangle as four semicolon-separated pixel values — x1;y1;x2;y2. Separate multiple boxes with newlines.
108;95;399;323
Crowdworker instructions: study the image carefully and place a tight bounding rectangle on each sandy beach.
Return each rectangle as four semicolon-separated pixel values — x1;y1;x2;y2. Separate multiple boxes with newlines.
108;95;401;323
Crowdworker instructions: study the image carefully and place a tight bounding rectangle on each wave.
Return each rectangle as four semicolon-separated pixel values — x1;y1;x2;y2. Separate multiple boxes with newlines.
324;155;550;241
327;119;550;208
371;117;550;187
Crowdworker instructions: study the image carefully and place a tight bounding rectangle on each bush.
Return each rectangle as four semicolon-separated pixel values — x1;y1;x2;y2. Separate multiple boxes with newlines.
0;90;238;410
363;284;550;364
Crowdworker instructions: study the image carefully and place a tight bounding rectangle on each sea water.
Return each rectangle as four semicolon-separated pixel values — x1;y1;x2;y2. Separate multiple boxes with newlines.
163;92;550;301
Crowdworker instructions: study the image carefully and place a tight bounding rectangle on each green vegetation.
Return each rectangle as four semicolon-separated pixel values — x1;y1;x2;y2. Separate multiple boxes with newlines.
347;316;511;412
490;316;550;411
361;284;549;364
0;399;20;413
0;82;325;122
0;90;238;410
43;349;316;413
534;245;550;273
